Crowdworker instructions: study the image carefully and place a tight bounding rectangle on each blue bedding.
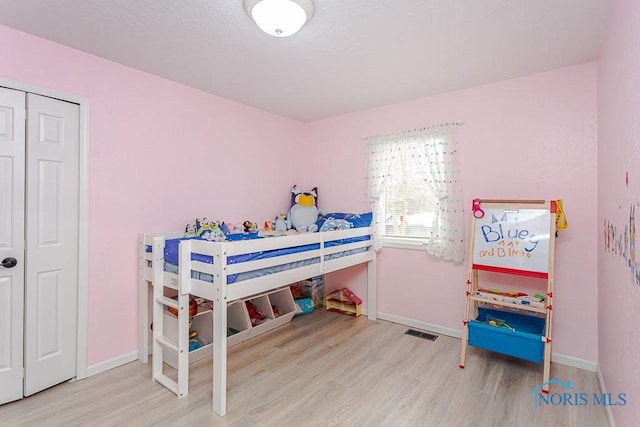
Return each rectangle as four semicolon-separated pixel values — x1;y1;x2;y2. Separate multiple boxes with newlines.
148;212;372;284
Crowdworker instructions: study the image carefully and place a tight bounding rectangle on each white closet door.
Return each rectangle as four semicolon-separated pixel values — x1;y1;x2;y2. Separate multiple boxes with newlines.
23;93;79;396
0;87;26;405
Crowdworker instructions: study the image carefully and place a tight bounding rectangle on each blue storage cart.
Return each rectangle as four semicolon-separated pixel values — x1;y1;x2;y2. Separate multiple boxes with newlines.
468;307;545;364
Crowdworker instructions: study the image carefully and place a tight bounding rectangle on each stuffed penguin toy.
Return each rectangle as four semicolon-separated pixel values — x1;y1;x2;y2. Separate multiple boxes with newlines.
274;213;290;232
288;185;321;232
184;224;197;238
196;217;213;238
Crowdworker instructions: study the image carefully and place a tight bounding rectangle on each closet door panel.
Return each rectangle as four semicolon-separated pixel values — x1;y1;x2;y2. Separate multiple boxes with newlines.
0;87;26;405
24;93;79;397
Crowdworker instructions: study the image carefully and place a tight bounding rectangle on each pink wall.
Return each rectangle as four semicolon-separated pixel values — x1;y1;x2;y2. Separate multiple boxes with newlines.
0;25;306;365
1;23;601;373
598;0;640;425
307;62;599;362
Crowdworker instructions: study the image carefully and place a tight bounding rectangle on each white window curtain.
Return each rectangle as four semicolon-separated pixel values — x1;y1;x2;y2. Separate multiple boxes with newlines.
365;122;465;263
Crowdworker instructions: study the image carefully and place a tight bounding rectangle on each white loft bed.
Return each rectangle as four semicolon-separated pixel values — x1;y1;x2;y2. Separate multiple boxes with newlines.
138;226;377;416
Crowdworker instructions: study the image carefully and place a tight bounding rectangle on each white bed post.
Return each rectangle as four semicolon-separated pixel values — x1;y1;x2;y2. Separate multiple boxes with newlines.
138;235;148;363
212;242;228;416
151;236;166;383
176;240;191;398
367;253;377;320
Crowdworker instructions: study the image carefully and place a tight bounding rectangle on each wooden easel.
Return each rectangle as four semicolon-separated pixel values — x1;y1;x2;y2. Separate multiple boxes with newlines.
459;199;557;392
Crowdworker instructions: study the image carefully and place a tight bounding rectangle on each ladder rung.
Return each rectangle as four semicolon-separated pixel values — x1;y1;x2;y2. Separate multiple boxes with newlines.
155;336;178;352
155;296;179;310
155;374;178;395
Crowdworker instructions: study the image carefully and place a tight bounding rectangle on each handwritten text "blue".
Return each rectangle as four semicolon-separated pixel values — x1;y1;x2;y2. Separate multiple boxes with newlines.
480;224;540;253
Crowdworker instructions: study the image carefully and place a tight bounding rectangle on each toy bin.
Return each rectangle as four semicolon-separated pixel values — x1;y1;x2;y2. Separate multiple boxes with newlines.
300;275;324;308
226;300;251;347
467;307;545;364
246;287;296;339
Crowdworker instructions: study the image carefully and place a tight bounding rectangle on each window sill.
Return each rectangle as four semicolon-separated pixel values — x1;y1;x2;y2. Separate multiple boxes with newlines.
381;236;427;251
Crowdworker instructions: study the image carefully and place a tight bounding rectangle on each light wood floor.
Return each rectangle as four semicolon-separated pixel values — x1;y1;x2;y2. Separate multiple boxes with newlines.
1;310;610;427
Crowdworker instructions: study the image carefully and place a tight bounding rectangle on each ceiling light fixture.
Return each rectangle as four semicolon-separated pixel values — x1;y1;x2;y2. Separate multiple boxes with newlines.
244;0;314;38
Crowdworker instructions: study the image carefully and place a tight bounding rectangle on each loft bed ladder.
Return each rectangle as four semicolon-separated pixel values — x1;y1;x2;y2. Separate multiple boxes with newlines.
150;236;190;398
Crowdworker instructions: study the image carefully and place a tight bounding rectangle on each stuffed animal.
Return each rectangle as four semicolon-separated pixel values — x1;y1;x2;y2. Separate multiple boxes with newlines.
243;220;257;233
204;221;226;241
224;223;241;234
319;217;353;232
220;221;230;235
274;213;289;232
184;224;197;238
195;217;213;237
288;185;321;232
227;223;244;233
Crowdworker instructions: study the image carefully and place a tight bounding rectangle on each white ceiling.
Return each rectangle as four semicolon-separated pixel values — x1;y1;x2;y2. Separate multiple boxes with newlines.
0;0;611;122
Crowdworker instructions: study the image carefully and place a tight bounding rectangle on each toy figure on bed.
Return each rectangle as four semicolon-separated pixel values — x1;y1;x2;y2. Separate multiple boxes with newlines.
274;213;290;232
243;220;258;233
184;224;198;238
288;185;325;232
220;221;230;235
195;217;226;241
206;221;227;241
195;217;213;237
319;217;353;232
223;223;244;234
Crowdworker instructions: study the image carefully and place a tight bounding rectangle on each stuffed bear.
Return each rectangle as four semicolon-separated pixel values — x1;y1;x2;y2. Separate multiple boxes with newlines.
288;185;321;232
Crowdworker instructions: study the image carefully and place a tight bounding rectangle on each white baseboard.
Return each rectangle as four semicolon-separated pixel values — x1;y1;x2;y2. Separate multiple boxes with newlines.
376;311;597;372
550;353;597;372
86;351;139;377
377;312;462;339
597;365;616;427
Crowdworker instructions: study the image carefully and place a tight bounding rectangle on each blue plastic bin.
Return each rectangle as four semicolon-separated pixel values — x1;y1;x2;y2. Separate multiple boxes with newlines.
468;307;545;363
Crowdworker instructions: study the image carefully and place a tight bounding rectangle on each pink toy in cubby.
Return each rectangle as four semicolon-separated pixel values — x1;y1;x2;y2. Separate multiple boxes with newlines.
245;301;266;326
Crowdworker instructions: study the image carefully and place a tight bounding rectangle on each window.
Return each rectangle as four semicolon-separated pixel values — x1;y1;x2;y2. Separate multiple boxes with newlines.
383;151;439;240
365;123;465;262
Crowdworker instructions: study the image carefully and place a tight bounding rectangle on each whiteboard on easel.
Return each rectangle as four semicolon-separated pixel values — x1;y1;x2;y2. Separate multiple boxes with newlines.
472;206;552;278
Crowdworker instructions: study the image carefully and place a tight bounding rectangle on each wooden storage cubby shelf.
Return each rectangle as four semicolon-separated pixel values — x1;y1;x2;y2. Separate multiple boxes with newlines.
247;287;297;339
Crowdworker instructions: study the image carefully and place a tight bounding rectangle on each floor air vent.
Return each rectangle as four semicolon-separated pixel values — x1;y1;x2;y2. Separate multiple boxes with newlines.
405;329;438;341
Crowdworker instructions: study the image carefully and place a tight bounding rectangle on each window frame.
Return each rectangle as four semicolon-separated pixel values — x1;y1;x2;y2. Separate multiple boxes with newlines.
366;121;464;260
381;235;429;250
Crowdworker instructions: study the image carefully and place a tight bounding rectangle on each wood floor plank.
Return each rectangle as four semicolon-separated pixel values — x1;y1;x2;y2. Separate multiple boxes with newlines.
0;309;610;426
